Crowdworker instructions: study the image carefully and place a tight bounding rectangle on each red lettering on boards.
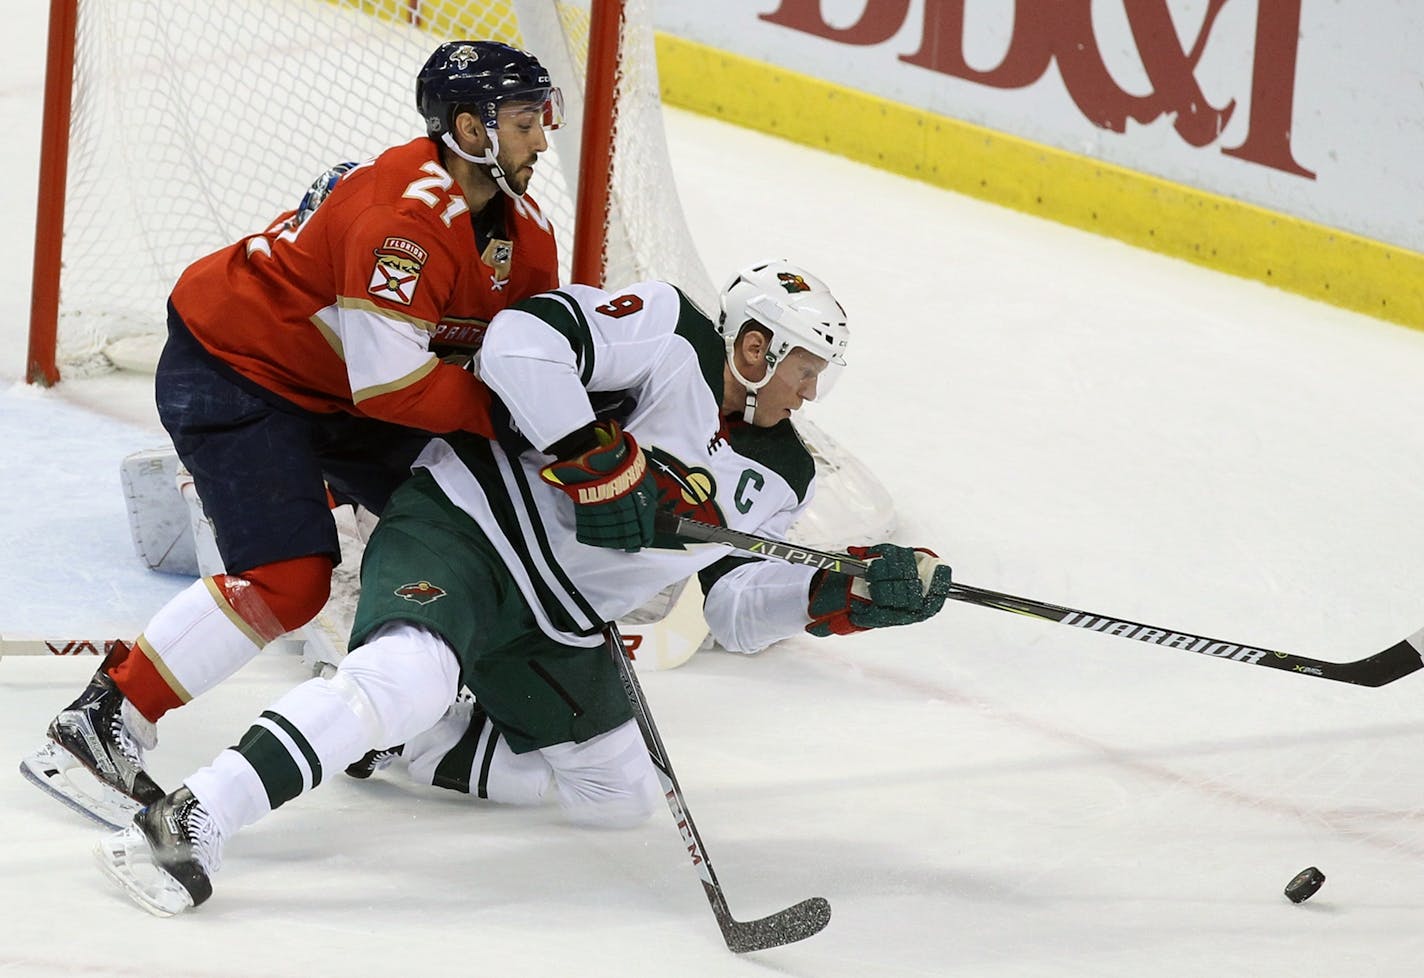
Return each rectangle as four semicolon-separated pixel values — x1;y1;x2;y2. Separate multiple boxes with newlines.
760;0;1314;178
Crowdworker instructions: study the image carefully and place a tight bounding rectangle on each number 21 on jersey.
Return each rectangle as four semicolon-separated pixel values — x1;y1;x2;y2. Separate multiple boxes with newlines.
401;161;471;228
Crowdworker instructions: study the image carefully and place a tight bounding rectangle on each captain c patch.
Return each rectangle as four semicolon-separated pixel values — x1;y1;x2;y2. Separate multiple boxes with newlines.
369;237;429;305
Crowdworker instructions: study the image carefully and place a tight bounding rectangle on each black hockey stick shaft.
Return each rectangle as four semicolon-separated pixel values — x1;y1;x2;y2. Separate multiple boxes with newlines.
655;512;1424;688
605;624;831;952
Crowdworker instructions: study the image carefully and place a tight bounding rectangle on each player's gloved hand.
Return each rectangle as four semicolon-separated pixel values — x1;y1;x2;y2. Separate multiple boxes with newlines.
539;420;657;552
806;544;951;637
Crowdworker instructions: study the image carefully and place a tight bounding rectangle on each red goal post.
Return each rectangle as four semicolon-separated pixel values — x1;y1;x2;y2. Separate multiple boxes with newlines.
25;0;715;385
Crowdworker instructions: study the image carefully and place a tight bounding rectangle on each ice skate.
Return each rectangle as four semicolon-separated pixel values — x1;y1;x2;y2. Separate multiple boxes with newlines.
344;744;404;779
20;664;165;829
95;786;223;917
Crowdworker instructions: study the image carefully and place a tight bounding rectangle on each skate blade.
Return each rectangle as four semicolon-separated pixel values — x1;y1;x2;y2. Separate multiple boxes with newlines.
93;827;194;918
20;741;140;830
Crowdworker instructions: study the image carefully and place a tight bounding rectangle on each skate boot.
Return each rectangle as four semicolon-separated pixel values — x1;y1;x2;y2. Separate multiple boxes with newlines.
95;786;223;917
345;744;404;779
21;663;165;828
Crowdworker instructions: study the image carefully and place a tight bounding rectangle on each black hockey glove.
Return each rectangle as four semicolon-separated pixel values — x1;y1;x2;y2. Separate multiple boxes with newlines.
806;544;951;637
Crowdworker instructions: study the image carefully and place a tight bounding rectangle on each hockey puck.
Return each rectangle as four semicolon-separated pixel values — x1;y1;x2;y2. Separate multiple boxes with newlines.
1284;866;1325;903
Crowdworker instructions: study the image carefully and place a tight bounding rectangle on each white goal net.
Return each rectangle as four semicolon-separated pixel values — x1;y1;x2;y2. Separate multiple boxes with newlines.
60;0;896;659
44;0;715;373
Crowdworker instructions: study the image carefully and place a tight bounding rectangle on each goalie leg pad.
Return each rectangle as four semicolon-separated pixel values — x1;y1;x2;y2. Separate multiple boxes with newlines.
121;447;201;577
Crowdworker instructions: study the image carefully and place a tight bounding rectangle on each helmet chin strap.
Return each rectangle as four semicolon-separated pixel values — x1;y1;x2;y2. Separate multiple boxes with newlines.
441;130;523;199
726;344;778;424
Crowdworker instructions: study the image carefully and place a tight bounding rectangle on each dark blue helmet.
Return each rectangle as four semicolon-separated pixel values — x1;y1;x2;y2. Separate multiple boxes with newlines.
415;41;563;137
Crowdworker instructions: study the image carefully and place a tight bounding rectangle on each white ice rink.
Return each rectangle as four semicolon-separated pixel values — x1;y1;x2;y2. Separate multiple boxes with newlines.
6;5;1424;976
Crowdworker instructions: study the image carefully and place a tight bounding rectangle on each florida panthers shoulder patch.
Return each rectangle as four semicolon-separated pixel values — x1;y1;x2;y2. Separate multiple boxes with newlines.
369;237;428;305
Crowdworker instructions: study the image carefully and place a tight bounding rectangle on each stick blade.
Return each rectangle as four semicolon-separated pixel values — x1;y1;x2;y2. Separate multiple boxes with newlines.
1336;631;1424;687
720;896;832;953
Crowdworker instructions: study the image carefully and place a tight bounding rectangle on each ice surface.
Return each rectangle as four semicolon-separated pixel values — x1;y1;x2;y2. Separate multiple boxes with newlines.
5;4;1424;976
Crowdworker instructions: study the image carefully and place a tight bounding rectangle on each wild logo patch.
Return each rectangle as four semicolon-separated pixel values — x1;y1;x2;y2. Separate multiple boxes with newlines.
395;580;446;605
645;446;724;527
776;271;810;294
369;237;428;305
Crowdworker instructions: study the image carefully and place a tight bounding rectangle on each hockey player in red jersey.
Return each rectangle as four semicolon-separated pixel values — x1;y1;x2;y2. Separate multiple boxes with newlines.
22;40;566;828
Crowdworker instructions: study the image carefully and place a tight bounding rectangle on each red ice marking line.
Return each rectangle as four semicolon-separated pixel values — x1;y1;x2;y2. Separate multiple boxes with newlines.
814;648;1424;860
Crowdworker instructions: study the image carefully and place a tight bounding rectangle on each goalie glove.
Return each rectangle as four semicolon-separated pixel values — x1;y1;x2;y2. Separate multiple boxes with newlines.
539;420;657;552
806;544;952;637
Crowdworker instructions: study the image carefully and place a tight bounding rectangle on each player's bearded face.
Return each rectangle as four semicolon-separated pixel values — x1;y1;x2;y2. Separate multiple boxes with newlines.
494;101;550;195
752;347;828;426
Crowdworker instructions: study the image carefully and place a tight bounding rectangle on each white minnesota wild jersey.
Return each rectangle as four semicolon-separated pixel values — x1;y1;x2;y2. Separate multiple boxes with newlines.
413;280;820;649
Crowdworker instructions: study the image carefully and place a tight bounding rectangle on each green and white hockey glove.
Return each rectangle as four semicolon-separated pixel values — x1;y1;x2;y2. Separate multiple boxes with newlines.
539;420;657;552
806;544;952;637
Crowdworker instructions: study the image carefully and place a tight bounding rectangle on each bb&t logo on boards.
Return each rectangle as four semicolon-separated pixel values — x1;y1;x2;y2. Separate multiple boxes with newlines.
761;0;1315;179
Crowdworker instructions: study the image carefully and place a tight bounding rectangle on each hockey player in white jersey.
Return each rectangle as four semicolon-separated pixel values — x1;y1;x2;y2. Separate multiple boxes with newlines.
93;261;953;916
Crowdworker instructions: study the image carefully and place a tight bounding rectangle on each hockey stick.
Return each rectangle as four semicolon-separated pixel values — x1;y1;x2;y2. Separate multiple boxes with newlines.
605;623;832;952
0;635;306;658
0;637;125;657
655;512;1424;688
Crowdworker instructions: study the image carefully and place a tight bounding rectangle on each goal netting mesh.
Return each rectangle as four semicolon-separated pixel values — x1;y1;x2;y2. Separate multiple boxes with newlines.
69;0;895;654
53;0;716;372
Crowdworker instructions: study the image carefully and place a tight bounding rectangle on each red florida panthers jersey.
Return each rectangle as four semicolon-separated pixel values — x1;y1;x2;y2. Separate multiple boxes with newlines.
169;137;560;436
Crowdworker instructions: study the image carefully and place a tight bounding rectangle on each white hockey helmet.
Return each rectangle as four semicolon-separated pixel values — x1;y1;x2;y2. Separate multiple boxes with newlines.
718;261;848;422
